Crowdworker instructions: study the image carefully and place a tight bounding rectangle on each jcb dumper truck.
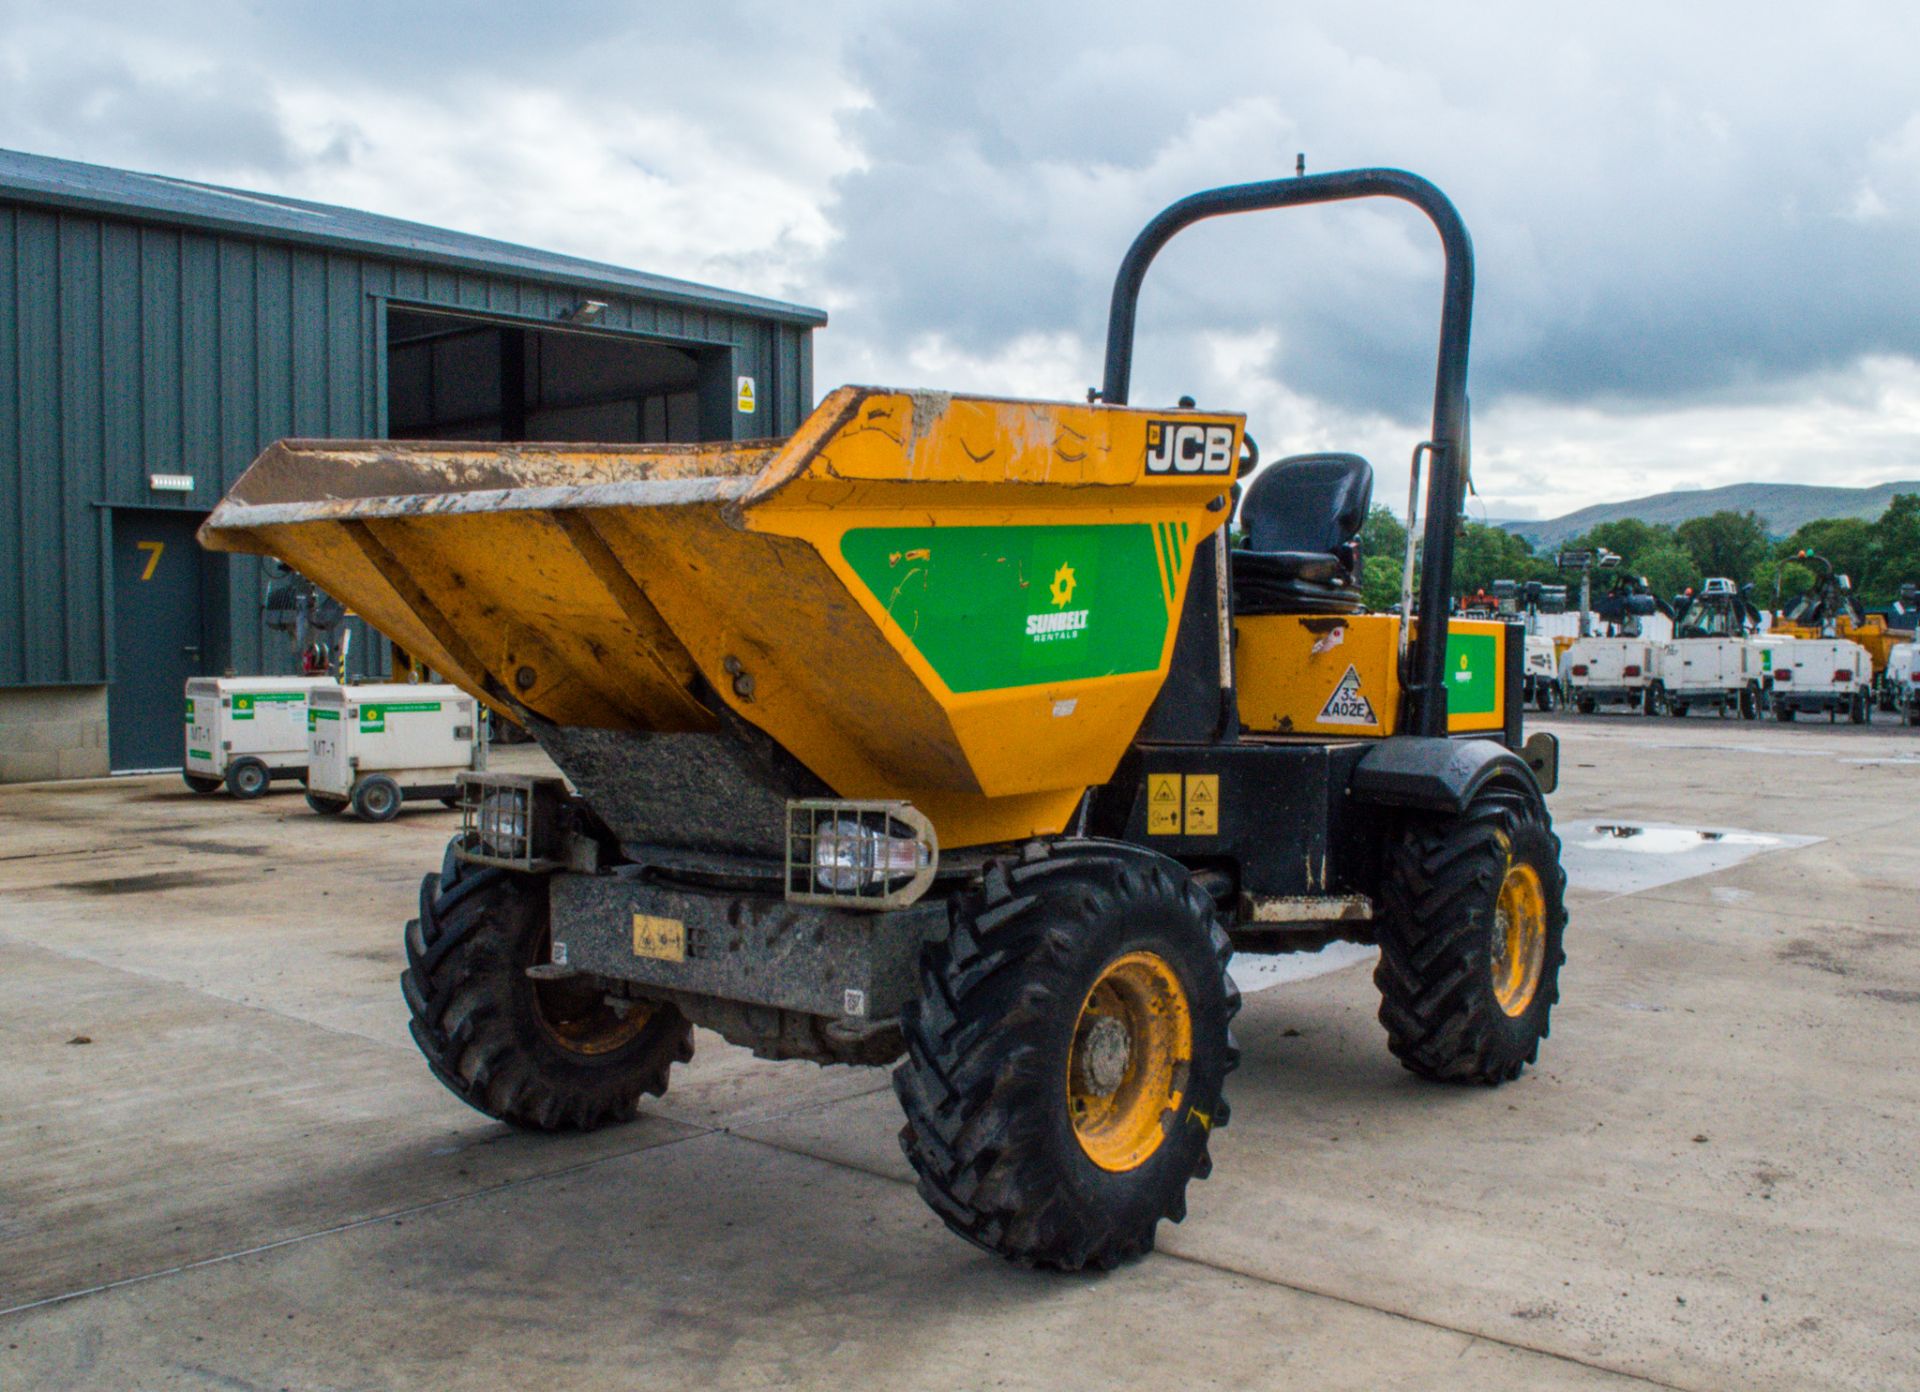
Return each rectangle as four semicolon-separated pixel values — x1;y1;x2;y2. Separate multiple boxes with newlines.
201;170;1567;1271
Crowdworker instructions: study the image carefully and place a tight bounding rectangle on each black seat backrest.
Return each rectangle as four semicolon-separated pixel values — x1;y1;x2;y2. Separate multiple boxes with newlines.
1240;453;1374;555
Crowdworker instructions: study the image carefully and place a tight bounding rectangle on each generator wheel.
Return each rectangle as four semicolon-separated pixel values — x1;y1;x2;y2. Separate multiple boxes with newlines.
894;844;1238;1271
305;791;347;815
401;846;693;1130
1668;699;1690;718
1776;704;1796;722
1740;684;1760;720
183;772;222;795
225;756;271;799
1575;696;1596;715
1534;683;1559;713
1374;786;1567;1084
1850;691;1870;725
352;774;403;822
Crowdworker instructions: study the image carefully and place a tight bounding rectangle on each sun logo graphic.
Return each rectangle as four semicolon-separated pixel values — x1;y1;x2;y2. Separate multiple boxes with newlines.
1027;560;1089;643
1050;562;1077;607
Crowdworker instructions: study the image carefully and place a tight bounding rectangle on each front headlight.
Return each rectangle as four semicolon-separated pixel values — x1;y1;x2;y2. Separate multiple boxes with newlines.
813;818;929;892
787;800;939;908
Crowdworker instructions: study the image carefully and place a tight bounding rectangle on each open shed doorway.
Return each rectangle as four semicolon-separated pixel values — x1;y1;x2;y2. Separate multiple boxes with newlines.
385;307;734;444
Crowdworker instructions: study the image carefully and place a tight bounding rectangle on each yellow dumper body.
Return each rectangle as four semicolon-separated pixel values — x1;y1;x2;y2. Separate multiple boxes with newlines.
201;387;1242;847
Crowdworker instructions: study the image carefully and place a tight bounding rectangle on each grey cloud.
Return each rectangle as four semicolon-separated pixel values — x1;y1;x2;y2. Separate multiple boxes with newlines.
823;2;1920;424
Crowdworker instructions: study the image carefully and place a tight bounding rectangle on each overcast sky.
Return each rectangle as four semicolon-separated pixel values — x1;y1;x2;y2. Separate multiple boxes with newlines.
4;1;1919;519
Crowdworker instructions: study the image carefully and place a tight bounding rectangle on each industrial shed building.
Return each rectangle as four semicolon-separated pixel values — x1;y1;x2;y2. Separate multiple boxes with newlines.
0;148;824;779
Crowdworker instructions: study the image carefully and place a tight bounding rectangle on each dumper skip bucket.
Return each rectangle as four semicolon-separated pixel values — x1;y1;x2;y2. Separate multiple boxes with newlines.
201;386;1241;847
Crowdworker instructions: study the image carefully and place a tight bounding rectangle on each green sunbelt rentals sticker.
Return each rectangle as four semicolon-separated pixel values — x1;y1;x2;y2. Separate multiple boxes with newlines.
1444;632;1499;716
308;708;341;730
357;701;442;732
184;698;195;725
231;691;305;721
840;524;1172;693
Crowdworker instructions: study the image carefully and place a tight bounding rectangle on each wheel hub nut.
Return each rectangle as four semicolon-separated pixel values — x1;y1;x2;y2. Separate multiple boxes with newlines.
1079;1016;1131;1096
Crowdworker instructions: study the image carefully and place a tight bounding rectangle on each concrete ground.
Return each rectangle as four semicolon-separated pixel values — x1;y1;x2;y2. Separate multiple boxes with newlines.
1;714;1916;1391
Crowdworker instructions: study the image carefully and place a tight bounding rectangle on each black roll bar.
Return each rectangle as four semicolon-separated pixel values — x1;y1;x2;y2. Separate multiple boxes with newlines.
1100;168;1474;739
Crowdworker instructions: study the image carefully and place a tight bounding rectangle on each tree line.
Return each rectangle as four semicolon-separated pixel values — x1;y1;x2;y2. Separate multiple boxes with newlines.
1354;495;1920;611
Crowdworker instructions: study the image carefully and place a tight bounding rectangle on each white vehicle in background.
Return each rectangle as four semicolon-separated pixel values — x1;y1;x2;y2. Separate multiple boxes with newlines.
1523;634;1561;711
1884;642;1920;726
304;683;483;821
1653;640;1762;718
1564;637;1658;714
1770;638;1874;723
1654;578;1765;718
183;676;338;798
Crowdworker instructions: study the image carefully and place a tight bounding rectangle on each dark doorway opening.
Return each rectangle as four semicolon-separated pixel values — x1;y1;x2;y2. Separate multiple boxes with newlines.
109;509;208;772
385;307;734;443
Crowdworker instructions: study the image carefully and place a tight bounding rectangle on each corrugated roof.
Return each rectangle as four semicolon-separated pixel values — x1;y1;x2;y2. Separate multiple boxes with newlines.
0;146;826;326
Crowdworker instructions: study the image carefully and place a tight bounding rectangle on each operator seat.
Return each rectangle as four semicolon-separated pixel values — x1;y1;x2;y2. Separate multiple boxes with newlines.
1232;453;1373;615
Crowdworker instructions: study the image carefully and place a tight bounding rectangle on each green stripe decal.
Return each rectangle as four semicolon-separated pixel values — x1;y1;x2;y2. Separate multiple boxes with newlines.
1151;523;1174;604
841;524;1172;693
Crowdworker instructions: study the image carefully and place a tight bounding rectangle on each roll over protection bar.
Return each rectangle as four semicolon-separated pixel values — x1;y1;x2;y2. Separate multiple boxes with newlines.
1100;168;1475;740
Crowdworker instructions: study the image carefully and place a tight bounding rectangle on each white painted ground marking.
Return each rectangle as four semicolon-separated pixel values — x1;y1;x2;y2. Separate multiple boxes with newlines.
1558;819;1821;896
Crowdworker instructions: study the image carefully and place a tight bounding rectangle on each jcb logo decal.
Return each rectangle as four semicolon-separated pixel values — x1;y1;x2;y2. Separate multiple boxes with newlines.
1145;421;1234;475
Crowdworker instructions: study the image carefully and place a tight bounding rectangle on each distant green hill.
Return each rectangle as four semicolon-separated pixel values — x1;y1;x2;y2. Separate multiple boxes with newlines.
1503;479;1920;550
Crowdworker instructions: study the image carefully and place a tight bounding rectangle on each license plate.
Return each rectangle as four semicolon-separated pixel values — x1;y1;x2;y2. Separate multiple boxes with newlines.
631;913;686;962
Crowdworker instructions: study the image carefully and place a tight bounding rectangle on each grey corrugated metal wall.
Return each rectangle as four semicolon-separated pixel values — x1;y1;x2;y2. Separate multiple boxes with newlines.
0;202;816;687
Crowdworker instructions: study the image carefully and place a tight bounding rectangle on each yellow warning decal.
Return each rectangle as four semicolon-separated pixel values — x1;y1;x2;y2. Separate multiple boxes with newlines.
1146;772;1220;835
632;913;687;962
1147;773;1182;835
1184;774;1218;835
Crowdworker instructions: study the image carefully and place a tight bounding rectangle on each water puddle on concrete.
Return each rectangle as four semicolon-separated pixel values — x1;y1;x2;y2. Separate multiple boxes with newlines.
1232;819;1823;995
1560;820;1820;895
1231;941;1376;995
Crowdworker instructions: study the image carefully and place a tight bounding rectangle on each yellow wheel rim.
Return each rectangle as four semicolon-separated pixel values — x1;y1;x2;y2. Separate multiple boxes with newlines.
1066;951;1192;1173
531;930;653;1056
1491;861;1548;1017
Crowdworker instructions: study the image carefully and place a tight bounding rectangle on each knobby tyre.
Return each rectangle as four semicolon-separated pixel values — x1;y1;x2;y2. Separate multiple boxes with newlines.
401;844;693;1130
1374;786;1567;1084
893;843;1238;1271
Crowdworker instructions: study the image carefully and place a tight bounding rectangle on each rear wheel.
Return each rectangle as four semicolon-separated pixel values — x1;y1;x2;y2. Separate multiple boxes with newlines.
1534;683;1559;713
1575;696;1596;715
1850;691;1870;724
1740;684;1760;720
225;757;270;799
352;774;403;822
894;844;1238;1271
401;848;693;1130
183;772;221;795
1776;704;1796;722
1374;786;1567;1084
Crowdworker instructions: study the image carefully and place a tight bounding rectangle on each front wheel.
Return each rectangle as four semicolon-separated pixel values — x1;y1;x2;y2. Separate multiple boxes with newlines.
1374;787;1568;1084
1575;696;1596;715
305;791;348;815
1776;704;1796;722
401;849;694;1130
1740;684;1760;720
183;771;222;795
225;757;271;799
352;774;403;822
1534;683;1559;713
894;844;1238;1271
1851;691;1870;725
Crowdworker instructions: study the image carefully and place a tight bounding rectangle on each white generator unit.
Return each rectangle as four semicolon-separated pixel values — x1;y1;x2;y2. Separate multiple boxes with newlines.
184;676;338;798
1523;635;1561;711
304;683;483;821
1654;639;1762;718
1564;636;1657;714
1770;638;1874;722
1885;642;1920;725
